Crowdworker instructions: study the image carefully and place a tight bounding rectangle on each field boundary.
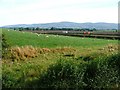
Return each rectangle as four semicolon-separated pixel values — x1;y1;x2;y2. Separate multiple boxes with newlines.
24;30;120;40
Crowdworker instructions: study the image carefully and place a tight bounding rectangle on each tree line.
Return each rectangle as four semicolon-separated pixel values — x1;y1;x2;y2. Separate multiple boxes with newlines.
13;27;97;31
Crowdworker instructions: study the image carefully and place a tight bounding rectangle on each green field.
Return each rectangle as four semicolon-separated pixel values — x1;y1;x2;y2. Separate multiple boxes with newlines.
2;29;118;48
1;28;120;89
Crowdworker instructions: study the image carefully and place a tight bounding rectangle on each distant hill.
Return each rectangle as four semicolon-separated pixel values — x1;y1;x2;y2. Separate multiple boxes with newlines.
1;21;117;30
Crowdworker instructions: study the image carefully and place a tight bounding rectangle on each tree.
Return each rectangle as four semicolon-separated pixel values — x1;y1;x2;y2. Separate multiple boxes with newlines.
50;27;56;30
36;27;40;30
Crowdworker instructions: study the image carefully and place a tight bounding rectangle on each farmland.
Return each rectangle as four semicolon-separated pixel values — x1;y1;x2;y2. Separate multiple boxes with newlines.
22;29;120;39
2;29;118;48
1;28;120;89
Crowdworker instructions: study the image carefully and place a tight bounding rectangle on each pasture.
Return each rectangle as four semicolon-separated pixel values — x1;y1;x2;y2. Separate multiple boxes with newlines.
2;29;118;48
1;28;120;89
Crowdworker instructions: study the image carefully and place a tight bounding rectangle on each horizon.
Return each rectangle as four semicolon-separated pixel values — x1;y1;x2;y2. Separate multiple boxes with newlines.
1;21;118;27
0;0;118;27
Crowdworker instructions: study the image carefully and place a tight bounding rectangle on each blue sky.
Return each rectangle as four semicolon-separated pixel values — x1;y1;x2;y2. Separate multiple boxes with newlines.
0;0;119;26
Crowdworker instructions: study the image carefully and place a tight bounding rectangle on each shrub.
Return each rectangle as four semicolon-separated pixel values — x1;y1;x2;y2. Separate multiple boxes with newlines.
27;59;87;89
2;34;10;59
83;53;120;89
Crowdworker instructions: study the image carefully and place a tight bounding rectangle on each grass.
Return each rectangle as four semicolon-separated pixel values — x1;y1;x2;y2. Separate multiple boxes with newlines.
2;53;120;89
2;29;118;48
1;28;119;89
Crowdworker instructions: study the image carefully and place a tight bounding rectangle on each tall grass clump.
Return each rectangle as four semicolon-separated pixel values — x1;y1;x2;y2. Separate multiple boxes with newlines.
10;46;38;60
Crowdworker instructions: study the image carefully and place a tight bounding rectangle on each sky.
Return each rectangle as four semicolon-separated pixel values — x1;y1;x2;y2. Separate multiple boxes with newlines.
0;0;119;26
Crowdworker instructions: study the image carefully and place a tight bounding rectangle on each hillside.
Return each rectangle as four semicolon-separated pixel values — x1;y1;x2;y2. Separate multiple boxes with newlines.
1;22;117;30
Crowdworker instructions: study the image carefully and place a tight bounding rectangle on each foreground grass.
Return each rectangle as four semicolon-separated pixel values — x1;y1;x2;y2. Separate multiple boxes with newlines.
2;45;119;89
2;51;120;89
